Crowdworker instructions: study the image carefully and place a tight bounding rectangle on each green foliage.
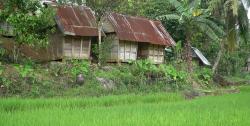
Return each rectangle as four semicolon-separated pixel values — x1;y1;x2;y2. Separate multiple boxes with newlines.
157;0;224;42
13;64;34;78
0;0;56;62
218;51;248;75
132;60;159;74
6;7;56;47
86;0;124;19
160;65;187;81
70;60;90;76
0;48;6;57
99;37;113;66
92;36;113;66
209;0;249;51
195;67;213;86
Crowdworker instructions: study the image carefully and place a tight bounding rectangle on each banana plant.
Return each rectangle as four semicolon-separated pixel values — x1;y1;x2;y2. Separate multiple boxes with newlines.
209;0;250;51
157;0;224;72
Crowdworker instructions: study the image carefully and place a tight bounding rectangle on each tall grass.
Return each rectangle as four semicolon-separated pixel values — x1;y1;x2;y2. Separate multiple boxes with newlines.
0;93;183;112
0;87;250;126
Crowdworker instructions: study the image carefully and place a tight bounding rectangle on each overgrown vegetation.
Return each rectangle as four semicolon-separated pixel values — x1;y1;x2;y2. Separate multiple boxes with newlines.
0;0;249;98
0;59;195;97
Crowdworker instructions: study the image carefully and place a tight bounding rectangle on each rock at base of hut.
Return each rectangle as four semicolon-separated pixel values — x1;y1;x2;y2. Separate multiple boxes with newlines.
76;74;85;85
96;77;115;90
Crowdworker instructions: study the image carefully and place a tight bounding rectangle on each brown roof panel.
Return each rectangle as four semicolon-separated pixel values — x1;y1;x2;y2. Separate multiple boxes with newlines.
107;13;176;46
56;6;99;36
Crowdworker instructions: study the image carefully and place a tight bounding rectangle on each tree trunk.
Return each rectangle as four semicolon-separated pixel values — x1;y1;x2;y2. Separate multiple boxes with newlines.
185;33;193;73
98;22;102;66
212;42;224;74
13;43;19;63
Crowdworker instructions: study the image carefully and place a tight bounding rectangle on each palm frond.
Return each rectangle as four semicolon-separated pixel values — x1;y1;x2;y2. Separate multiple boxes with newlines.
195;22;221;41
189;0;202;9
157;14;181;21
237;2;249;43
226;11;237;51
231;0;239;16
168;0;186;13
209;0;225;12
196;17;225;37
243;0;250;7
226;28;237;51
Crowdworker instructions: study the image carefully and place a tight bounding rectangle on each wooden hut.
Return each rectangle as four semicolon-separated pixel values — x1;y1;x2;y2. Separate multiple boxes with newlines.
0;5;99;61
54;5;99;60
102;13;176;64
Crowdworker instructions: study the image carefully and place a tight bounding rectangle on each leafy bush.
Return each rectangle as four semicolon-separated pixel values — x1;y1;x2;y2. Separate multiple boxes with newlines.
194;67;213;87
160;64;187;81
92;36;113;66
70;60;90;76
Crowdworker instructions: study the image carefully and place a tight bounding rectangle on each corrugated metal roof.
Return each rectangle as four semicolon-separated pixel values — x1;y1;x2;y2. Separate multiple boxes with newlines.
107;13;176;46
192;47;211;66
56;6;99;36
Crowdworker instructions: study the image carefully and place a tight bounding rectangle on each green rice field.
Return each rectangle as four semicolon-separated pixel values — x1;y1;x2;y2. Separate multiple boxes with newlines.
0;86;250;126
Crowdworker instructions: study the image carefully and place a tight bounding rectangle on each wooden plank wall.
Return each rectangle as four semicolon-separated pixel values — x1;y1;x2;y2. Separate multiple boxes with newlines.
119;41;138;62
148;44;165;64
63;36;91;59
107;35;138;63
49;30;64;60
109;35;120;62
138;43;165;64
0;36;61;61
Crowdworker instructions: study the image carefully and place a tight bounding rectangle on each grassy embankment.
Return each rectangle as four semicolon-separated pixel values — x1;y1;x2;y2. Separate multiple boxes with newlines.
0;86;250;126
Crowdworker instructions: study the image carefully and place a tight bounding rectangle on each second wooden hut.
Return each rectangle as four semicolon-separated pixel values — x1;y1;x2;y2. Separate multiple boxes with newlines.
102;13;176;64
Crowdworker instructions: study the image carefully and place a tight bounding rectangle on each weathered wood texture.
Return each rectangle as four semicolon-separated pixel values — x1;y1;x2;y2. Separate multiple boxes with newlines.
107;34;138;63
63;36;91;59
108;34;119;62
119;41;138;62
0;29;91;61
1;36;61;61
138;43;165;64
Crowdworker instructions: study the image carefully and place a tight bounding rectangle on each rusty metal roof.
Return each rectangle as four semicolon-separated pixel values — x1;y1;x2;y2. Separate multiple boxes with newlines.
55;6;99;37
107;13;176;46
